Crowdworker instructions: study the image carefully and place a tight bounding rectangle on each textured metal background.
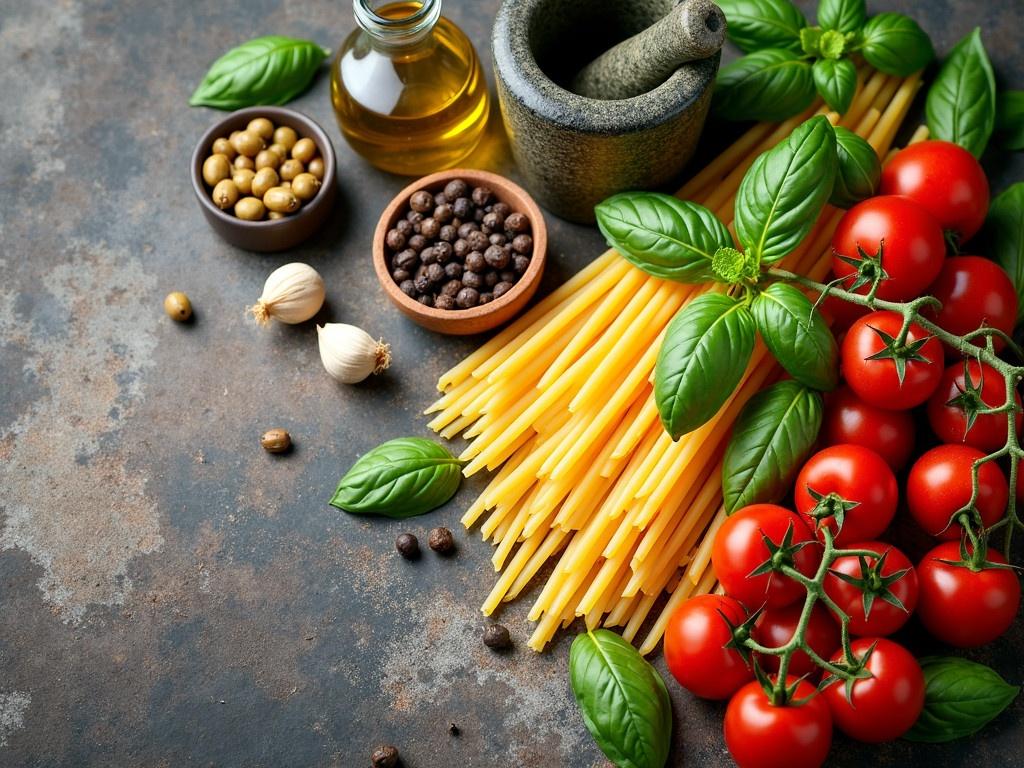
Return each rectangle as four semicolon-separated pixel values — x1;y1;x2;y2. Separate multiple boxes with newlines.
1;0;1022;765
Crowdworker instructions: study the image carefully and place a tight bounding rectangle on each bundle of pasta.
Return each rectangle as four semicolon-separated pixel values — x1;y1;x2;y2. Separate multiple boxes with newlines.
426;69;924;653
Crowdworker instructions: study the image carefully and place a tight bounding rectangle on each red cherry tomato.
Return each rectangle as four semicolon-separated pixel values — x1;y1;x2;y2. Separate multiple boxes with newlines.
824;541;918;636
712;505;821;610
840;311;944;410
793;445;898;546
822;386;915;470
917;541;1021;647
725;677;833;768
923;256;1018;355
823;638;925;743
753;603;840;678
906;444;1008;540
880;140;990;242
927;360;1022;452
831;195;946;302
664;594;753;700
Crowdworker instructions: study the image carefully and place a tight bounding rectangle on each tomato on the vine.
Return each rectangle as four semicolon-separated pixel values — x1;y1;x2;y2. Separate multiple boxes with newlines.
725;677;832;768
924;256;1018;355
917;542;1021;647
831;195;946;302
664;594;753;700
880;140;990;243
927;360;1022;452
840;311;944;410
823;638;925;743
793;445;897;546
753;603;840;677
906;444;1008;539
712;504;820;610
821;386;915;469
824;541;918;637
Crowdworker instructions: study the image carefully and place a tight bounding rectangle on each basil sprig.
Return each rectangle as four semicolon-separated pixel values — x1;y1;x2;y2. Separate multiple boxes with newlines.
329;437;462;518
904;657;1019;743
569;630;672;768
981;183;1024;324
926;28;997;158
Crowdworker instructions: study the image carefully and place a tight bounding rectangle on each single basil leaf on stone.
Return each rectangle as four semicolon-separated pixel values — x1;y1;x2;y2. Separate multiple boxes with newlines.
752;283;838;391
813;57;857;114
904;657;1019;743
716;0;806;53
190;35;330;110
655;294;756;440
830;125;881;208
995;90;1024;151
569;630;672;768
859;13;934;77
595;192;733;283
735;115;838;263
817;0;866;34
981;183;1024;324
723;381;823;513
713;49;817;123
925;28;996;158
329;437;462;518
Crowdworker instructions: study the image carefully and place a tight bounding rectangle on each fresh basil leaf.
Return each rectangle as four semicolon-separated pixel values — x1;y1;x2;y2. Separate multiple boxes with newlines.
716;0;806;53
329;437;462;518
595;193;733;283
752;283;838;391
830;125;880;208
905;657;1019;743
925;28;996;158
713;50;817;123
817;0;865;33
735;115;837;263
981;184;1024;324
569;630;672;768
996;91;1024;151
812;57;857;114
859;13;934;77
655;294;756;440
723;381;822;513
190;35;329;110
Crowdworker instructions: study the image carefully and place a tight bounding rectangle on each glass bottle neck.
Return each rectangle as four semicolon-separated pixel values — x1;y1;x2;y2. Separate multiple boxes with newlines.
353;0;441;48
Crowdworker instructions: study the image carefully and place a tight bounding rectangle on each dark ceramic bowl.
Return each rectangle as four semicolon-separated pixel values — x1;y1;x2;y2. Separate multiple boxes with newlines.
190;106;337;252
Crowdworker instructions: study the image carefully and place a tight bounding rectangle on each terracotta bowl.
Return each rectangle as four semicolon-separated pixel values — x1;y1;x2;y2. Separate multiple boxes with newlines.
190;106;337;252
373;169;547;335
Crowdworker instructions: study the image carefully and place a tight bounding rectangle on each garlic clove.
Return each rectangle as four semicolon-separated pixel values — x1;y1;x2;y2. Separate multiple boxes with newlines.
248;262;325;326
317;323;392;384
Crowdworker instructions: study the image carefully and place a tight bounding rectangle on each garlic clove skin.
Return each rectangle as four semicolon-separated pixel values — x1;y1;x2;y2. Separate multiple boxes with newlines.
317;323;392;384
249;262;325;326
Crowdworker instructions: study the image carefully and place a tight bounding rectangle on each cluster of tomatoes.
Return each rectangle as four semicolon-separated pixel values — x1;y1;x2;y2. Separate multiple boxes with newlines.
663;141;1023;768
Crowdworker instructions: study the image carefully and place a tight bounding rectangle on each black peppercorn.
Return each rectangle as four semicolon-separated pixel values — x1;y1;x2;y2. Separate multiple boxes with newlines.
406;209;424;225
428;526;456;553
493;281;514;298
473;207;486;222
439;224;457;242
419;246;437;265
492;202;512;218
417;293;433;305
513;255;531;274
392;268;410;283
483;211;505;232
414;274;432;293
434;190;448;206
385;228;406;251
506;212;529;233
457;222;479;238
420;217;440;239
502;244;515;261
450;216;463;230
484;270;499;288
395;218;413;236
456;287;480;308
410;191;432;212
399;279;416;297
371;745;400;768
471;186;493;207
444;262;463;280
434;203;454;224
453;196;473;218
433;241;453;264
465;251;486;273
513;234;533;254
499;270;517;284
441;279;462;297
466;230;489;251
434;293;456;310
448;722;460;737
462;270;483;289
453;239;469;258
484;245;510;269
426;263;445;283
479;291;493;304
395;533;419;559
489;233;507;247
394;249;419;271
444;178;468;201
483;624;512;650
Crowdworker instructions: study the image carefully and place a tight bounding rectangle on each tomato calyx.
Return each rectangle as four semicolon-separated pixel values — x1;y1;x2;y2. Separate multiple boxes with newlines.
836;243;889;295
864;324;935;384
819;640;877;702
938;535;1022;574
804;485;860;535
751;658;813;706
827;549;910;619
748;522;815;580
944;358;990;436
720;606;763;666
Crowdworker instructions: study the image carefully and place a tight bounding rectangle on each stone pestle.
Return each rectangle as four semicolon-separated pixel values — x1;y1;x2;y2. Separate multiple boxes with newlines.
570;0;727;101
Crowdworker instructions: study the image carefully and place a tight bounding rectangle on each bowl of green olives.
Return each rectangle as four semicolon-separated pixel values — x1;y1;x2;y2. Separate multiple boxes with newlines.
191;106;336;252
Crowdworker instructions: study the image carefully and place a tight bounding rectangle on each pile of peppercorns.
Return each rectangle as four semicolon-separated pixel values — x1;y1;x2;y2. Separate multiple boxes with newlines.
384;178;534;310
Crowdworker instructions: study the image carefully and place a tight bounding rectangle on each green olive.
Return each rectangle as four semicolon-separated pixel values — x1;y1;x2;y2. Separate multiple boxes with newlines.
247;117;275;140
263;186;300;214
291;172;321;202
211;137;236;160
291;137;317;164
232;168;255;195
306;157;325;181
229;130;242;142
268;143;290;163
202;153;231;186
273;125;298;150
235;196;266;221
251;167;279;199
211;179;239;210
280;180;291;189
231;129;264;158
255;148;280;171
234;154;255;171
279;158;304;181
164;291;192;321
268;211;286;220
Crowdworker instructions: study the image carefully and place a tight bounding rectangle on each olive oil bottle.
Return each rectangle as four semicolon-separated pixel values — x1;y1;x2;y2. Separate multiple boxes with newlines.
330;0;489;175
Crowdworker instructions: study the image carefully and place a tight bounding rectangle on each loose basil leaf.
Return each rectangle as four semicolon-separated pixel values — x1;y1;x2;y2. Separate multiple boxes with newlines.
981;184;1024;324
569;630;672;768
716;0;806;53
995;91;1024;151
904;657;1019;743
190;35;330;110
735;115;837;263
830;125;881;208
817;0;866;34
859;13;934;77
329;437;462;518
713;49;817;123
925;28;996;158
723;381;822;513
752;283;838;391
655;294;756;440
812;57;857;114
595;193;733;283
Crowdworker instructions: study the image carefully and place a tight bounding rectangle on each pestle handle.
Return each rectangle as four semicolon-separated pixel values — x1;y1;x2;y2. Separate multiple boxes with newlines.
571;0;727;101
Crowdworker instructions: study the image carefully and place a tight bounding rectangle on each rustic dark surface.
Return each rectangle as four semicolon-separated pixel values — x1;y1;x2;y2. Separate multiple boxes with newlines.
1;1;1022;766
